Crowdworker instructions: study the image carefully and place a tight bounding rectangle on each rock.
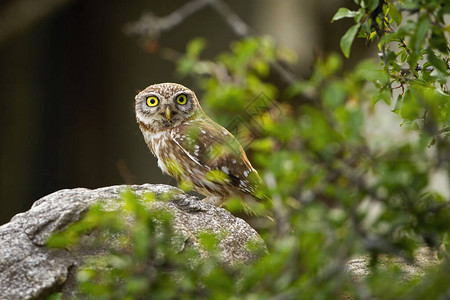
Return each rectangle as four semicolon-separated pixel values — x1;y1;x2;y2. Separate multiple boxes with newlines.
346;247;441;281
0;184;264;300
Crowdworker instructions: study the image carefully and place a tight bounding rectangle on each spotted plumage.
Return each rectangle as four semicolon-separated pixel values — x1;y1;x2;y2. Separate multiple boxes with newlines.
135;82;267;206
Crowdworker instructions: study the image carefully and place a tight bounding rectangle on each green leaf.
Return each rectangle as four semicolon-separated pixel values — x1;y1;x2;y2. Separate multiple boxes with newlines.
252;59;270;76
427;48;448;73
388;3;402;25
354;59;389;84
400;89;421;120
176;57;196;76
322;81;346;109
392;94;402;113
373;87;392;106
400;50;408;63
366;0;379;12
186;37;207;58
430;31;449;54
45;293;62;300
340;24;360;58
407;51;420;72
198;232;221;251
414;16;430;51
379;32;399;46
331;8;359;22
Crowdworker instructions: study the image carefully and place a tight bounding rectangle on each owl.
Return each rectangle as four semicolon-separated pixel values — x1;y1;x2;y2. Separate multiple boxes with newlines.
135;82;268;207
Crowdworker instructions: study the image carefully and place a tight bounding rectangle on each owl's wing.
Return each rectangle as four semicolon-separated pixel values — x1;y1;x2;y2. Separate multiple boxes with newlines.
171;117;266;201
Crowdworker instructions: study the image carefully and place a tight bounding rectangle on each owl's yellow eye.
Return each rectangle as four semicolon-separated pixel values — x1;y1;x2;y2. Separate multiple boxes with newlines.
146;96;159;107
176;94;187;105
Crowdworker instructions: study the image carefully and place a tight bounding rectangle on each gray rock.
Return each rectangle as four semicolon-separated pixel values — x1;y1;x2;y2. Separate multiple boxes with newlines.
0;184;264;300
346;247;441;281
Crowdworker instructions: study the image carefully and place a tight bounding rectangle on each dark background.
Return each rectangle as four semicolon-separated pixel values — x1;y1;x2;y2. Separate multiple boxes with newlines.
0;0;371;224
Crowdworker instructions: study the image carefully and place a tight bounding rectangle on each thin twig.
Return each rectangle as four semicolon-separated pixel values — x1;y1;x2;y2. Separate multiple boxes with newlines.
383;17;411;55
124;0;212;39
125;0;300;84
380;13;394;95
209;0;299;83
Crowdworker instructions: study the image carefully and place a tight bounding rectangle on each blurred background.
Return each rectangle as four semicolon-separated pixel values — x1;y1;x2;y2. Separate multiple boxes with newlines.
0;0;373;224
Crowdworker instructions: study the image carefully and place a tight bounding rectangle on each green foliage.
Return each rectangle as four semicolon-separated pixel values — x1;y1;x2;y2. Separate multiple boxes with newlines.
49;1;449;299
48;190;247;299
176;36;280;126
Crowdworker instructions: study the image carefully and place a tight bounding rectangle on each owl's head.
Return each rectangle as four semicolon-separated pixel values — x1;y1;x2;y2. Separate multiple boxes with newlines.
135;83;203;132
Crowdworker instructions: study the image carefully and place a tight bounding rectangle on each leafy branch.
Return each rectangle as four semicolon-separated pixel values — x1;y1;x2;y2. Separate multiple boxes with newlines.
124;0;299;85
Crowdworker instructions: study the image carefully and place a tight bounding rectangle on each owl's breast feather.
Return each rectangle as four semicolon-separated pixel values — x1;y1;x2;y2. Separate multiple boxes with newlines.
144;130;171;174
146;129;198;181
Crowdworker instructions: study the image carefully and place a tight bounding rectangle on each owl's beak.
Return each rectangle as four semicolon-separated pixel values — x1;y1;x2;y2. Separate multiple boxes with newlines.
165;106;172;121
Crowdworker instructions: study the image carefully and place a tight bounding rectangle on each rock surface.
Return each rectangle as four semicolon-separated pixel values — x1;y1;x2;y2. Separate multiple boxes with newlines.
0;184;264;300
346;247;440;281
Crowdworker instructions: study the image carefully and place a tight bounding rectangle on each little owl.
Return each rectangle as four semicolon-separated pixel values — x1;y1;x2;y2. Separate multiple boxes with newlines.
135;82;267;206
